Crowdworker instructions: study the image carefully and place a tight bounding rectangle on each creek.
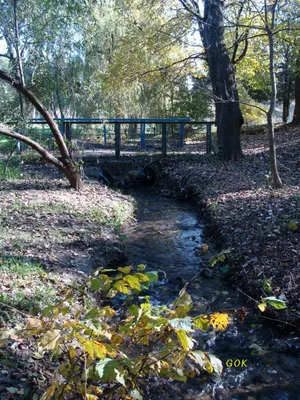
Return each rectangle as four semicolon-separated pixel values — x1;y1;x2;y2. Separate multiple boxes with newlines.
123;188;300;400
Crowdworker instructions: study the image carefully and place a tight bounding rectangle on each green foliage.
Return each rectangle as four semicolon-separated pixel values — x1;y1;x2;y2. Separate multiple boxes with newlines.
0;160;22;180
18;266;228;399
209;249;232;268
239;87;267;126
0;138;22;180
0;257;57;315
258;296;287;312
263;279;273;293
288;220;298;231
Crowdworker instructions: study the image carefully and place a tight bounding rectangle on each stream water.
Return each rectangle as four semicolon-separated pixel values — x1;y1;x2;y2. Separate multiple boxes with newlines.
124;189;300;400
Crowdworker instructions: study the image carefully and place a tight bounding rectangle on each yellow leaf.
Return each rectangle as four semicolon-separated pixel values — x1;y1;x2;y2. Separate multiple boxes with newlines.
83;340;107;360
210;313;228;331
205;361;214;374
288;220;298;231
258;302;267;312
117;266;133;274
40;384;57;400
123;275;141;291
175;329;193;350
87;385;103;395
111;333;124;346
68;347;77;361
193;315;210;331
140;336;149;345
113;280;131;294
38;330;60;351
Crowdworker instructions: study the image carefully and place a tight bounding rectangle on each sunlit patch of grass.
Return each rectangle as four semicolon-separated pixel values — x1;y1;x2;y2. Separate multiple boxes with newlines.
0;257;58;319
0;160;23;180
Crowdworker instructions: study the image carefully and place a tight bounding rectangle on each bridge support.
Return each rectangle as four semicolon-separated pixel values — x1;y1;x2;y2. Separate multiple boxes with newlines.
179;123;185;148
115;123;121;159
103;124;107;147
140;123;146;149
162;123;167;156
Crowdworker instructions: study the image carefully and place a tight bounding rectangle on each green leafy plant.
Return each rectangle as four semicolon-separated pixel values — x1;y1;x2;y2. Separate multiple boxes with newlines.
209;249;232;267
20;265;228;400
258;296;287;312
263;279;273;293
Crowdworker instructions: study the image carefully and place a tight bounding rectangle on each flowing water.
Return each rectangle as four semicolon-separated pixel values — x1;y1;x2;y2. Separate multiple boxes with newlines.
124;189;300;400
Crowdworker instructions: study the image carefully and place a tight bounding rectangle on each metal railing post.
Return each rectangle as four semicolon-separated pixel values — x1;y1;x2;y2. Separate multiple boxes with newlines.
162;123;167;156
103;124;107;147
115;123;121;159
140;123;146;149
179;123;185;148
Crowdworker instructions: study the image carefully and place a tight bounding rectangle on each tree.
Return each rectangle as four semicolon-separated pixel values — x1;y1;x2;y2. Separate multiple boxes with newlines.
179;0;244;161
265;0;283;188
0;70;82;190
292;58;300;124
277;45;293;123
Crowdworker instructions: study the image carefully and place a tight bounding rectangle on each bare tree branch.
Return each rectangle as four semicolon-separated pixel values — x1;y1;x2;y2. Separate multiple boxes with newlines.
178;0;203;20
138;52;205;77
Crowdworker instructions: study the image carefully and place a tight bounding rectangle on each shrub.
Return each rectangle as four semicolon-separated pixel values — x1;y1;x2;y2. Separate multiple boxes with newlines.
22;265;228;399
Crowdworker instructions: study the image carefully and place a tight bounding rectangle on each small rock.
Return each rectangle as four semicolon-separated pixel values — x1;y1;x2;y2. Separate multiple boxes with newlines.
0;370;9;375
6;387;18;394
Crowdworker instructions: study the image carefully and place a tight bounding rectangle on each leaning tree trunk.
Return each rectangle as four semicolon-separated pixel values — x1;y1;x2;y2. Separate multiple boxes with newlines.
200;0;244;161
0;70;83;190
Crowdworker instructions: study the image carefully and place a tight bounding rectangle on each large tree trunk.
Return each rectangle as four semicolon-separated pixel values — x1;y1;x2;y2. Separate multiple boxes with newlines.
200;0;243;160
292;59;300;124
0;70;83;190
266;1;282;188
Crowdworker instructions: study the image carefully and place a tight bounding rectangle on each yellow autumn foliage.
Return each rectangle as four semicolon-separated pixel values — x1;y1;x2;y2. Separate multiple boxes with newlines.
209;313;229;331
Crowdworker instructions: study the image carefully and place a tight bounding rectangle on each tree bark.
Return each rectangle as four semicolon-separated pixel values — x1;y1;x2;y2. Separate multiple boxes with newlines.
200;0;244;161
0;126;83;190
292;59;300;124
0;70;83;190
266;1;282;188
13;0;25;119
281;49;292;123
282;97;290;123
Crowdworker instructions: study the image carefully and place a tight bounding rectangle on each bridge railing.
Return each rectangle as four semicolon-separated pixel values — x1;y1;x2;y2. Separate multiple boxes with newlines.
22;118;216;158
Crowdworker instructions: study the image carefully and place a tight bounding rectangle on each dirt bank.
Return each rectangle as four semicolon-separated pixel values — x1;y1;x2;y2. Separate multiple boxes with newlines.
159;124;300;328
0;164;135;286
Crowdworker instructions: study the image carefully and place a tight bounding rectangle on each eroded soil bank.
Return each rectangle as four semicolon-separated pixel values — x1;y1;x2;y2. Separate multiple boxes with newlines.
157;125;300;329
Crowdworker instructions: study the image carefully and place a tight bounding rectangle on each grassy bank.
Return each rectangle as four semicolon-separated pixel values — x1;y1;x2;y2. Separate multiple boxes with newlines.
0;166;136;398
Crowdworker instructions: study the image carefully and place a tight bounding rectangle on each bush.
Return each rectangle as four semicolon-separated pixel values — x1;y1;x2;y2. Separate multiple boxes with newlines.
21;265;228;399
